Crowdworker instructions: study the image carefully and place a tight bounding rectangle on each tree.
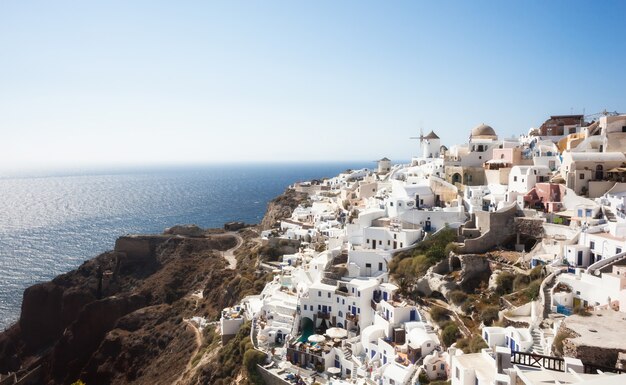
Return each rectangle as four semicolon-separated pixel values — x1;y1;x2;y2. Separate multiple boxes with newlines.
495;272;515;294
480;306;500;326
442;323;460;347
243;349;267;385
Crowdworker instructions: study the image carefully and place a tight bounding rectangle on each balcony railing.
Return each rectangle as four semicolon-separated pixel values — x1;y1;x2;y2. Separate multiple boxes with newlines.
317;311;330;320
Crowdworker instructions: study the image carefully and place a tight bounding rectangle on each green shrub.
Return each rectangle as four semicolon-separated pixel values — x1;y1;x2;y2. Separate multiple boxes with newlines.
524;280;541;301
529;265;544;281
444;242;459;256
513;274;530;291
442;323;460;347
455;335;488;354
418;371;430;384
480;306;500;326
243;349;267;385
430;307;450;324
496;272;515;294
449;290;468;305
468;335;488;352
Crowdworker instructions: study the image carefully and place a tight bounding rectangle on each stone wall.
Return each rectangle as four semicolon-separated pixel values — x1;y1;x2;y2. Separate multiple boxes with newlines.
114;235;169;261
256;365;290;385
460;205;518;253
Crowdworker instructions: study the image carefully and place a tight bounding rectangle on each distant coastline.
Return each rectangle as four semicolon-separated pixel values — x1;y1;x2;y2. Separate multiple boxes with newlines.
0;162;369;329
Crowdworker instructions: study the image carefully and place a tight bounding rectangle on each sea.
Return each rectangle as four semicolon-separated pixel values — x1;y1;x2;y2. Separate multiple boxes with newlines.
0;162;369;330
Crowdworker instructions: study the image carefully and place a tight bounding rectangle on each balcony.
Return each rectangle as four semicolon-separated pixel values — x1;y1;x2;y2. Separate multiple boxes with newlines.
317;311;330;320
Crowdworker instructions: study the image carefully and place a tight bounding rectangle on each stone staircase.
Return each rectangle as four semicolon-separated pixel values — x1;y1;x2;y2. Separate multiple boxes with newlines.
530;328;544;355
542;279;554;319
603;206;617;222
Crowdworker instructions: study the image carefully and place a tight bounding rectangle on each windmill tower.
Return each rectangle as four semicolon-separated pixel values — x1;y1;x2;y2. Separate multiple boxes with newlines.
410;129;440;159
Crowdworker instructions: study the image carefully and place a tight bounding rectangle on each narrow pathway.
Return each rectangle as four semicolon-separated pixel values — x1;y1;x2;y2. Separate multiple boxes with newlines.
173;319;203;385
223;232;244;270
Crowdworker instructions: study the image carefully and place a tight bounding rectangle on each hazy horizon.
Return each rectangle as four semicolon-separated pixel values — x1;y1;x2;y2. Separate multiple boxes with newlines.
1;1;625;171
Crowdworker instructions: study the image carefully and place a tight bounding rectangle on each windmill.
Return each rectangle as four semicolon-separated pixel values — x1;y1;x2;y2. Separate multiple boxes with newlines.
409;127;425;144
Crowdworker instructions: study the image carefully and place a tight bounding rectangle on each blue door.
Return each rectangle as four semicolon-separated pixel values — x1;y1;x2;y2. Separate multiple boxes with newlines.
410;309;417;321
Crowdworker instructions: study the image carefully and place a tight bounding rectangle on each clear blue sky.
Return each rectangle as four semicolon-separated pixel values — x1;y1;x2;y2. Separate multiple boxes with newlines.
1;1;624;170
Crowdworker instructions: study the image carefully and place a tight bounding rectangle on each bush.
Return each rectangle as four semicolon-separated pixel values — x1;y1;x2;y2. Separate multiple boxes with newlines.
513;274;530;291
496;272;515;295
449;290;468;305
426;245;446;263
529;265;544;281
243;349;267;385
418;371;430;384
480;306;500;326
444;242;459;256
442;323;460;347
430;307;450;324
468;334;488;352
524;280;541;301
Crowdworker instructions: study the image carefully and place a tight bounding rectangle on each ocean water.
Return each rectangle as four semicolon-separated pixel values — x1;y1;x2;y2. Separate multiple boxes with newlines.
0;162;367;329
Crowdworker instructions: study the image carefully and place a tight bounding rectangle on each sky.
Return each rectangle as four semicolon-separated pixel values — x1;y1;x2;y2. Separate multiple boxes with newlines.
1;1;625;171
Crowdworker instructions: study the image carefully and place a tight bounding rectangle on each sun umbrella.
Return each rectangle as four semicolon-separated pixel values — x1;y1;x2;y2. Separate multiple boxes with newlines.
308;334;325;343
325;327;348;339
327;367;341;375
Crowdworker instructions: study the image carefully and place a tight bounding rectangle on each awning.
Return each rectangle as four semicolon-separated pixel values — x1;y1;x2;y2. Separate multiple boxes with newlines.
608;167;626;173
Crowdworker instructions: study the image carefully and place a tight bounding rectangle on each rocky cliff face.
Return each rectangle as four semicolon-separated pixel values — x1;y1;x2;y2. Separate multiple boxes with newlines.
260;188;309;230
0;231;245;385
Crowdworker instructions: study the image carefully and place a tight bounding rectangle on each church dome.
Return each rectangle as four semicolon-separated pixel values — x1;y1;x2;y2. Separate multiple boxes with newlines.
471;123;497;138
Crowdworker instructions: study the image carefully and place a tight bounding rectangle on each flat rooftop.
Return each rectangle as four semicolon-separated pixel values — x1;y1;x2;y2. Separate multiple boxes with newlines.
562;310;626;350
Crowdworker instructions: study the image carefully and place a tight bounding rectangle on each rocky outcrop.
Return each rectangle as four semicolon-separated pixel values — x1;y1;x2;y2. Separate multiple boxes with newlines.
164;224;205;237
0;230;242;385
415;254;492;297
260;189;309;230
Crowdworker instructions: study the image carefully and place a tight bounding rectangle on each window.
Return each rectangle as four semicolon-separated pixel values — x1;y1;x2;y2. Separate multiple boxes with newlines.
398;202;402;207
318;291;321;297
387;240;390;246
366;263;371;268
617;248;622;254
303;305;307;310
328;292;331;298
433;365;436;370
590;241;595;250
580;173;585;180
514;176;517;182
394;234;397;240
318;305;321;310
390;202;393;206
379;262;383;271
379;240;382;245
440;363;445;370
336;297;339;303
622;126;626;133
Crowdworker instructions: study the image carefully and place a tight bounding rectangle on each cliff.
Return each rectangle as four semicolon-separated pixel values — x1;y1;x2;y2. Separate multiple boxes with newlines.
0;231;261;385
260;188;309;230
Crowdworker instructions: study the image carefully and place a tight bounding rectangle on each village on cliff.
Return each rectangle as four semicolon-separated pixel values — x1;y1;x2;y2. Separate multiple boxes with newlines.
221;113;626;385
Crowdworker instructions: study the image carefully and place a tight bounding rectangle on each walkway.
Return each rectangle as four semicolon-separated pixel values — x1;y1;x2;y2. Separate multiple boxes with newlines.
223;232;244;270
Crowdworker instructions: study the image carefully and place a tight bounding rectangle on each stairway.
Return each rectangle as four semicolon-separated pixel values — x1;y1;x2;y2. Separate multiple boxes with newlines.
530;328;544;355
343;349;352;360
542;281;554;319
603;206;617;222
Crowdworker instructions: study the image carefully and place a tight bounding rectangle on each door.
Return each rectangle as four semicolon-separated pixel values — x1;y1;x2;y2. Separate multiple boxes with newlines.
415;195;420;209
372;240;376;249
577;251;583;266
